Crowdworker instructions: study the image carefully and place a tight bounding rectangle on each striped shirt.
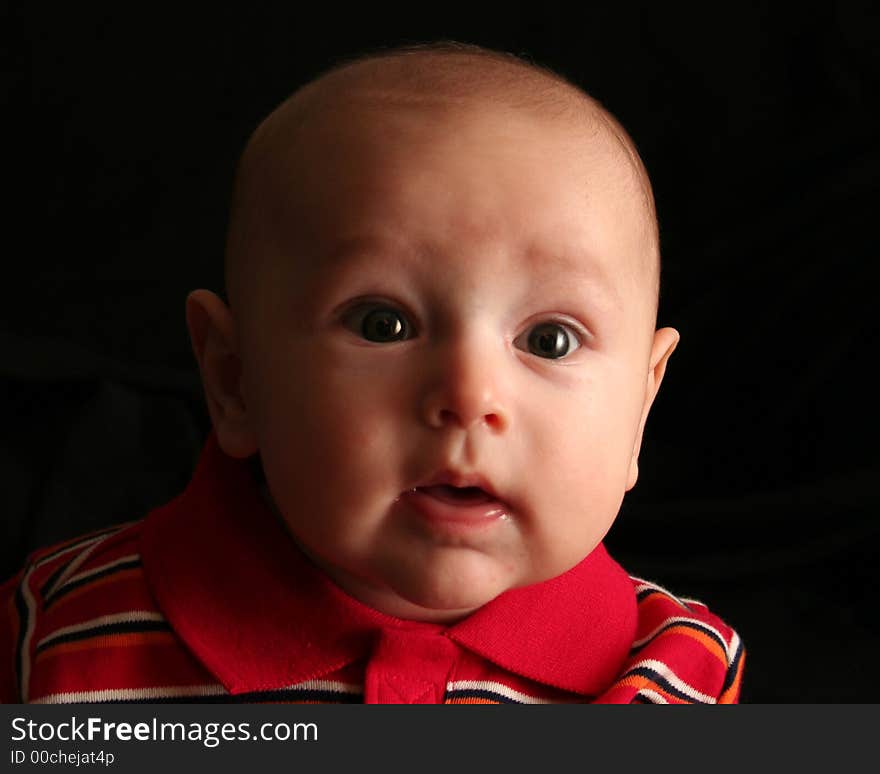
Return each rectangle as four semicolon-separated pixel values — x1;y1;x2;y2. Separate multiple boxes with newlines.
1;436;744;704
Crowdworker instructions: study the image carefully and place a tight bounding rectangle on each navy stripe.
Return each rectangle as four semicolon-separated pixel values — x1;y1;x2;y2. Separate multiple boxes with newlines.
624;666;710;704
37;526;126;599
36;620;171;653
233;688;362;704
13;579;29;703
636;587;661;603
721;637;744;694
122;688;362;704
39;563;70;600
34;525;126;570
44;559;142;609
629;618;729;657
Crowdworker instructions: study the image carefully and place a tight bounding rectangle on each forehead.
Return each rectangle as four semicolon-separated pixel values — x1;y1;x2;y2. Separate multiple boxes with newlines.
232;83;657;325
300;104;580;213
294;99;640;245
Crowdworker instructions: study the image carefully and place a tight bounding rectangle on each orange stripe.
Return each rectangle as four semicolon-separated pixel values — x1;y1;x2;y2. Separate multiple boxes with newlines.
617;674;684;704
719;648;746;704
35;631;176;664
637;593;734;661
657;624;729;667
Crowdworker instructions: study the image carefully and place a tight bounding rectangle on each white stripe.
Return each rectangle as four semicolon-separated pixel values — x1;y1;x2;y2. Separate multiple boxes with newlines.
625;658;717;704
44;532;119;600
631;576;694;609
55;553;140;594
18;565;39;703
285;679;361;694
632;579;740;665
631;615;729;653
19;530;133;701
727;630;743;667
36;611;166;649
32;684;227;704
34;525;130;569
446;680;556;704
636;688;668;704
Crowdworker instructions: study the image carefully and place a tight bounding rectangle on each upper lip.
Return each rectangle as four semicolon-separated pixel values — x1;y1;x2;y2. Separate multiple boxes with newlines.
412;469;505;503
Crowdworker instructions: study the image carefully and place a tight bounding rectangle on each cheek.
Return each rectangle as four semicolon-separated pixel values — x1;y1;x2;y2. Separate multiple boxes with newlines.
309;357;405;444
523;371;644;509
525;396;635;575
527;377;635;459
250;355;410;550
253;350;408;481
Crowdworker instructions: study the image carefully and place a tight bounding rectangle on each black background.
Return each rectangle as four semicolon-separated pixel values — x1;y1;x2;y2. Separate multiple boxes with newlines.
5;4;879;702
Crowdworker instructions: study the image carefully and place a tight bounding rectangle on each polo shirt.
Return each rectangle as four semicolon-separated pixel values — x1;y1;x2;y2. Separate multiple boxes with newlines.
1;434;744;704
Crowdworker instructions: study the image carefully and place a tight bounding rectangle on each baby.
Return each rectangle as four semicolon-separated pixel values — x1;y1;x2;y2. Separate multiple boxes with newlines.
1;42;744;704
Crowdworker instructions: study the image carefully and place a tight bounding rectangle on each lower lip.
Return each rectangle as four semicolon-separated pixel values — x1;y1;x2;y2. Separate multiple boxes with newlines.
401;488;511;532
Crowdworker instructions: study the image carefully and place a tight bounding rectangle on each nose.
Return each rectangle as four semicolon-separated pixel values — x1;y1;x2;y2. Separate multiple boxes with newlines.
420;331;510;433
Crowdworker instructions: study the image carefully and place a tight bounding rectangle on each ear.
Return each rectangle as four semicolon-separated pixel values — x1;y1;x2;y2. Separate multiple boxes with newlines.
626;327;680;491
185;289;259;459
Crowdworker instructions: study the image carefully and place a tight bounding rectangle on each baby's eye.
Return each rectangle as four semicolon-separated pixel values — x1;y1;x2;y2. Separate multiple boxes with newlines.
516;321;581;359
350;305;412;343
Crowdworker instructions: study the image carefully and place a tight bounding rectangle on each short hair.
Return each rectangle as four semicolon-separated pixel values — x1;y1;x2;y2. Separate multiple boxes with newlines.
224;41;660;319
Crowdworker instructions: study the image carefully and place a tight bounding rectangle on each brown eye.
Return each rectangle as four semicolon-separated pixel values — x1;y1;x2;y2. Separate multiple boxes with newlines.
524;322;579;359
360;307;410;342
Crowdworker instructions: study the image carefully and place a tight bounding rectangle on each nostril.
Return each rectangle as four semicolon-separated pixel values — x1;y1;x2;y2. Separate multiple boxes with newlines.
428;403;508;431
484;413;503;430
436;409;504;430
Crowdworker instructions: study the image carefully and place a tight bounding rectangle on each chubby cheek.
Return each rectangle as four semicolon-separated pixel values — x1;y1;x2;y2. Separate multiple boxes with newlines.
303;356;407;465
519;377;640;577
249;349;407;535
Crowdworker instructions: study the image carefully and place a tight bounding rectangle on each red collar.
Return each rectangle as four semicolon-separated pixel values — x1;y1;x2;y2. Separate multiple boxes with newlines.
141;434;637;696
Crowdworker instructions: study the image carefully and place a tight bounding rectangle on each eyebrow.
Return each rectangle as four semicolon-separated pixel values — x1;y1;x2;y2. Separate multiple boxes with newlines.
320;234;623;309
522;244;623;310
320;235;411;266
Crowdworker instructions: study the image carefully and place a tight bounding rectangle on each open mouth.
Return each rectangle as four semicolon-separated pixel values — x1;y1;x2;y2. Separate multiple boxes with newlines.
401;479;511;531
415;484;495;506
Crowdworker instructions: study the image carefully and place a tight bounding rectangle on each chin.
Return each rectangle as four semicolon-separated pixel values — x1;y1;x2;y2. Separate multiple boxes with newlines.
389;562;514;621
408;588;498;617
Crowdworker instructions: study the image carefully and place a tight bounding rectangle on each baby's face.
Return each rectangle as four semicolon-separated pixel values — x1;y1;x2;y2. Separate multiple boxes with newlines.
229;98;674;621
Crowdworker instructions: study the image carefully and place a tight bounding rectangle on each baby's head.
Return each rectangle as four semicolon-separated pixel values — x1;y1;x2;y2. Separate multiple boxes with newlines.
186;43;679;622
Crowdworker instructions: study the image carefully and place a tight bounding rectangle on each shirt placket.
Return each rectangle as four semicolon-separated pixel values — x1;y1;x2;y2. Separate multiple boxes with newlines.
364;627;459;704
